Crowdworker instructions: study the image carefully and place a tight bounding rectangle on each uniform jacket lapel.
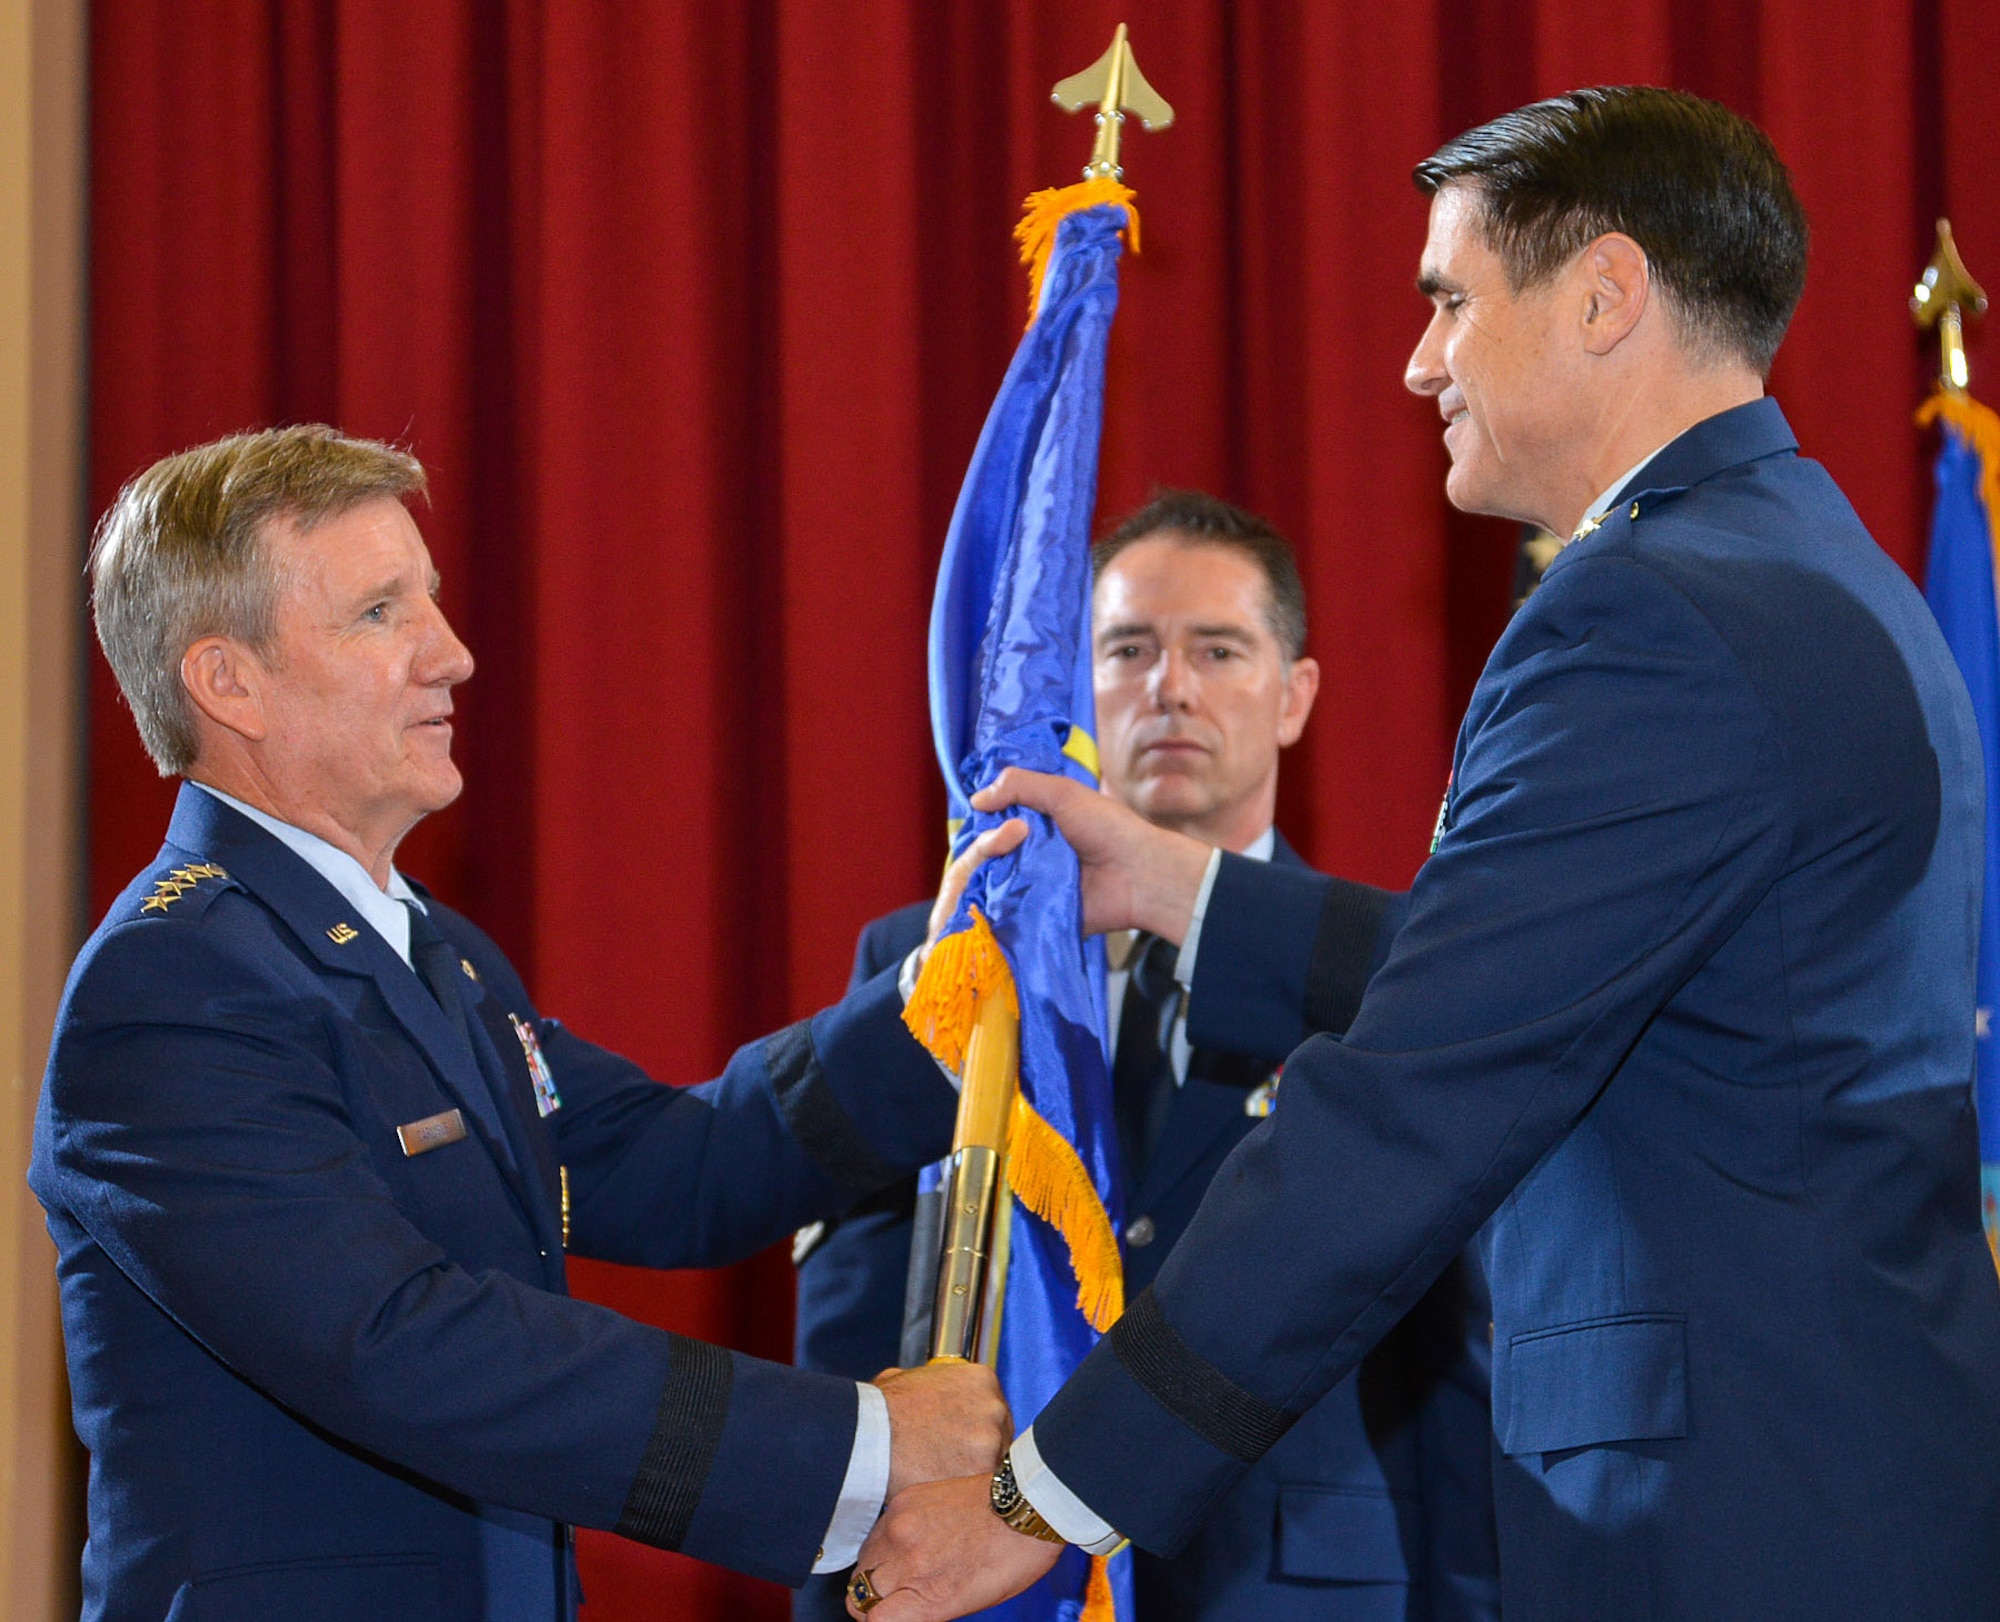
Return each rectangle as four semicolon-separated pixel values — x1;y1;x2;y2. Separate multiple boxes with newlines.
164;787;552;1239
460;962;567;1264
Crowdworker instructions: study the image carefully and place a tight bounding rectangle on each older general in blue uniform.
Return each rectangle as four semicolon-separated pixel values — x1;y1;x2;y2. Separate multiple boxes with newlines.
29;428;1008;1621
853;88;2000;1622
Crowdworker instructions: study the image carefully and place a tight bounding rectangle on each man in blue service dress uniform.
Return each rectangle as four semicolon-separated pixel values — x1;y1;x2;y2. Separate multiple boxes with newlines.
848;89;2000;1622
29;427;1009;1622
795;494;1497;1621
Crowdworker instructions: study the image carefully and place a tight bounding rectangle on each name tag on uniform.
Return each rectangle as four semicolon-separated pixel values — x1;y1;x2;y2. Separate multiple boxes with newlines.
397;1108;467;1156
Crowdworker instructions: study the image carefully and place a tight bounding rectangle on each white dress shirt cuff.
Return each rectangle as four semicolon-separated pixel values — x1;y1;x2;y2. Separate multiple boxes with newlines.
1010;1424;1124;1555
899;946;963;1093
812;1381;891;1573
1171;847;1225;989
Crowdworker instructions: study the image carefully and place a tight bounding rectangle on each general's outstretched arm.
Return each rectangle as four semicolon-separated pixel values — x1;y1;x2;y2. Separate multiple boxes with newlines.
433;909;960;1273
39;920;863;1585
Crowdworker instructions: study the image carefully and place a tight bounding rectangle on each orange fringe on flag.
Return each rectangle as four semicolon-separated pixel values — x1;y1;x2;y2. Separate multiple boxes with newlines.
901;907;1018;1073
1918;388;2000;530
1009;1092;1126;1333
1082;1553;1117;1622
902;904;1128;1332
1014;178;1141;323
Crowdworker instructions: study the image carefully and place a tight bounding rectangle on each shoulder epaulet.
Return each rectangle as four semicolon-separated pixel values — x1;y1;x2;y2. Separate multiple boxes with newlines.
134;861;236;920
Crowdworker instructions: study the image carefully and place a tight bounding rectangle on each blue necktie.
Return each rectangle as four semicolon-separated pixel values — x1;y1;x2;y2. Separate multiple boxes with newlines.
404;901;472;1048
1113;933;1181;1191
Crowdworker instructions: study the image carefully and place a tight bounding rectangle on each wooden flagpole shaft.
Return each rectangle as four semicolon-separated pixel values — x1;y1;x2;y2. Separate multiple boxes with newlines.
928;992;1019;1363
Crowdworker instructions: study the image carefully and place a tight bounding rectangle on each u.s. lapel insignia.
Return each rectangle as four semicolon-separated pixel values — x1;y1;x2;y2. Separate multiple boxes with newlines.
327;922;360;945
508;1013;563;1116
1429;769;1454;855
139;863;230;914
459;957;479;981
1244;1066;1282;1118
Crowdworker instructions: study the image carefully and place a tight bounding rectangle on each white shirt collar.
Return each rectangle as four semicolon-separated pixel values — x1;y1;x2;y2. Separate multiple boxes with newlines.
1576;444;1668;538
192;782;423;966
1241;827;1277;864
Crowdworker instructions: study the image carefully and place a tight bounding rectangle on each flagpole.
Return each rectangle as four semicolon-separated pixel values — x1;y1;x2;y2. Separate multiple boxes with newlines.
1050;22;1176;184
929;992;1018;1362
1912;219;1988;392
1913;223;2000;1277
923;24;1171;1372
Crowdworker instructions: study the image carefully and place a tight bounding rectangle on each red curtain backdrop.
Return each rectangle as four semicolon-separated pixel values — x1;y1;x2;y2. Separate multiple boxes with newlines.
85;3;2000;1617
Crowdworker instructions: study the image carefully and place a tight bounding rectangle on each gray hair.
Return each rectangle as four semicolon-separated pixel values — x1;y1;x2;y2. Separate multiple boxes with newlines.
90;424;428;774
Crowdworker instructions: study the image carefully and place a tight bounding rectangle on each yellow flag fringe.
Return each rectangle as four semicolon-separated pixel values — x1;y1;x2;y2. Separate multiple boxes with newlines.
901;902;1127;1338
1009;1092;1126;1333
1918;388;2000;533
901;907;1017;1074
1081;1553;1117;1622
1015;179;1140;323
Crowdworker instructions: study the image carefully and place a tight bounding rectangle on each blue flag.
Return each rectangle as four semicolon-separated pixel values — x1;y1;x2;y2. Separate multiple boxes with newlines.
903;190;1138;1621
1920;389;2000;1271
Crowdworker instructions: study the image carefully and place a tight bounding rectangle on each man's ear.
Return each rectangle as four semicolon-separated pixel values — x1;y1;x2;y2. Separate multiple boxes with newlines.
181;636;271;743
1579;232;1651;357
1276;656;1320;748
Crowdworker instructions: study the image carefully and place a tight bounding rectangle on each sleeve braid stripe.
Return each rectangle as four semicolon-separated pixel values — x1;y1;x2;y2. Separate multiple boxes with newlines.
1109;1289;1298;1464
1304;878;1391;1035
764;1020;899;1196
614;1335;733;1549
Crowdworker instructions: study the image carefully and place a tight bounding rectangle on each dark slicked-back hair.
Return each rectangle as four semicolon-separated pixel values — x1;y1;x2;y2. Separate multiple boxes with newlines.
1093;489;1307;661
1414;86;1808;376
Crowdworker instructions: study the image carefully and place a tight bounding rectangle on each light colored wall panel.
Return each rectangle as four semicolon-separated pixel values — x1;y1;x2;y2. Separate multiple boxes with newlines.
0;1;90;1616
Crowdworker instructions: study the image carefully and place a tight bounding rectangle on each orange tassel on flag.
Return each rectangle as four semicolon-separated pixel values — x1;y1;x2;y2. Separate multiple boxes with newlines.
902;907;1017;1074
1015;179;1140;324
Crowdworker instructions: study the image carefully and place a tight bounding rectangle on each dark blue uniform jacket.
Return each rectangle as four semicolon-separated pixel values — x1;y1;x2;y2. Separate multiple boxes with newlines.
797;835;1500;1622
1032;399;2000;1621
30;786;958;1621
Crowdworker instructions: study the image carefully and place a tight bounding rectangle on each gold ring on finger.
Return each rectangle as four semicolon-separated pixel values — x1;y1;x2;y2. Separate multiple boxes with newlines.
849;1567;885;1614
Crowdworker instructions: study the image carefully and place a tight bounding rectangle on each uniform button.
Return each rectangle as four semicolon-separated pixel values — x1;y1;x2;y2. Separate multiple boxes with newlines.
1124;1215;1156;1248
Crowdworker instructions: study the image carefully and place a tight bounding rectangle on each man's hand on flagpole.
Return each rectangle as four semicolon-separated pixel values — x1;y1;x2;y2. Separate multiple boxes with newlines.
971;766;1211;940
847;1474;1061;1620
924;818;1032;956
875;1363;1012;1499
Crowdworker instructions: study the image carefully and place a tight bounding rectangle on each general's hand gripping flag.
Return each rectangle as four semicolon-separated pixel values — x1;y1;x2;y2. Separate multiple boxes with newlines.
896;32;1171;1622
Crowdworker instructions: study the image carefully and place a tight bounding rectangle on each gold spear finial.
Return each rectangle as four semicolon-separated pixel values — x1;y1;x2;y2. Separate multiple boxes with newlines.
1912;219;1988;392
1050;23;1174;183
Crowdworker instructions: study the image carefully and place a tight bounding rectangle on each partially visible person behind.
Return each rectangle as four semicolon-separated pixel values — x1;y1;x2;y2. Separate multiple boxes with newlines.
797;492;1498;1622
30;426;1008;1622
